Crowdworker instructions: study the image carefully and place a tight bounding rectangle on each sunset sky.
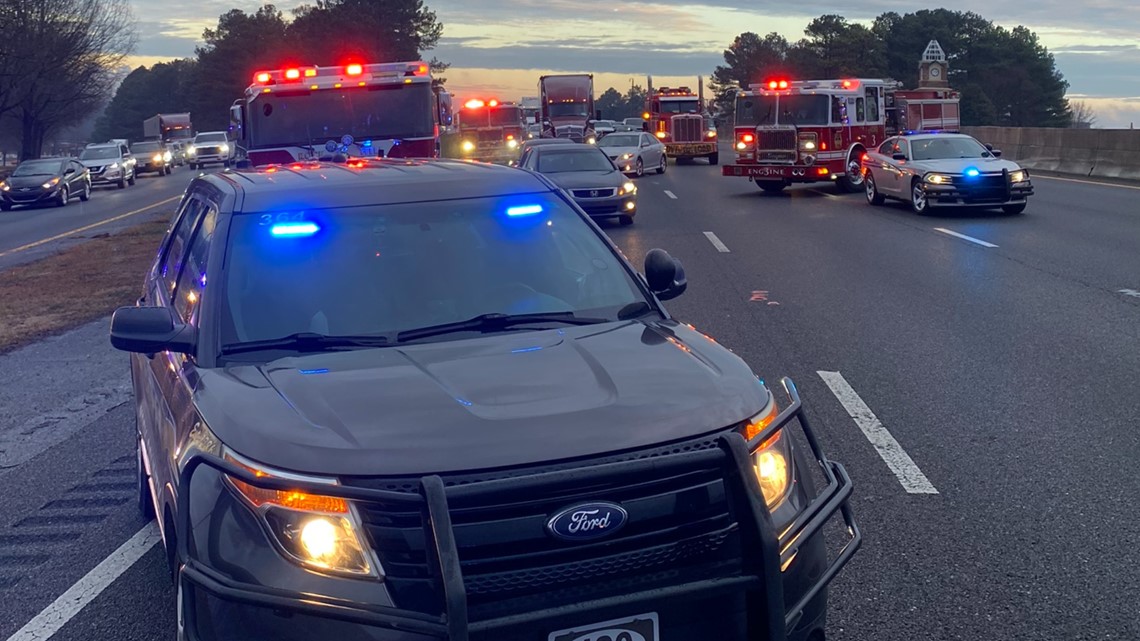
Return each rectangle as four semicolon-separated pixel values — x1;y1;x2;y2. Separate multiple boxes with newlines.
128;0;1140;128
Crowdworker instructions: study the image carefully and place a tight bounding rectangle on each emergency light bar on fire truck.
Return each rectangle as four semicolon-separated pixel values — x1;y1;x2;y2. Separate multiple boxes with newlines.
230;61;440;167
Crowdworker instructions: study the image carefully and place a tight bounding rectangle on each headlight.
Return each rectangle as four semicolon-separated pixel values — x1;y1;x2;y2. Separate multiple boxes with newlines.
153;154;163;162
736;142;747;150
225;450;374;576
742;395;792;509
109;162;119;169
1010;169;1027;183
42;177;61;189
655;131;667;139
220;143;230;153
587;136;597;145
924;173;952;184
187;146;196;155
461;140;475;153
800;141;816;151
1;181;9;191
706;130;717;139
620;181;636;195
620;153;633;160
507;139;518;149
163;152;172;162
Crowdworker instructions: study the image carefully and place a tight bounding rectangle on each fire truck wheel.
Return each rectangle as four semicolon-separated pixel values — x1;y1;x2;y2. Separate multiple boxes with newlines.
708;153;719;166
657;156;667;174
635;158;644;177
910;179;930;215
865;173;885;206
758;182;786;194
837;153;865;192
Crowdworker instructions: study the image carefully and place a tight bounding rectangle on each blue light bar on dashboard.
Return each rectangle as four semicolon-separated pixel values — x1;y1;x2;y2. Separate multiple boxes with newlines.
964;167;980;177
506;204;543;217
270;221;320;237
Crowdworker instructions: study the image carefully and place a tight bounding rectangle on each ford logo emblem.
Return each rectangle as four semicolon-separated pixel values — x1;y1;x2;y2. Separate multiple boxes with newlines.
546;502;628;542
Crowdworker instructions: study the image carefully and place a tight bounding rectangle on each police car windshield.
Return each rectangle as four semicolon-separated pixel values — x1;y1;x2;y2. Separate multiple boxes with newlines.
736;95;830;126
536;149;614;172
658;99;700;114
12;159;64;176
79;147;120;160
220;193;649;350
910;136;991;161
597;134;640;148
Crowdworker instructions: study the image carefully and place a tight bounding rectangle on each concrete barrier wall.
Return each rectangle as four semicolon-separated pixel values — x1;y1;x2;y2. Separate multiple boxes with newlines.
963;126;1140;180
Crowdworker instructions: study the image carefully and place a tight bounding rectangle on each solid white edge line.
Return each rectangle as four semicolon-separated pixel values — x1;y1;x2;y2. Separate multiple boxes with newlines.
817;371;939;495
1034;174;1140;191
664;190;678;199
702;231;730;253
933;227;998;248
5;522;161;641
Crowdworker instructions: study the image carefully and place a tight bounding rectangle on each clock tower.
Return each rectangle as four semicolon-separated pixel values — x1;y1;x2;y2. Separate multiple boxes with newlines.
918;40;950;89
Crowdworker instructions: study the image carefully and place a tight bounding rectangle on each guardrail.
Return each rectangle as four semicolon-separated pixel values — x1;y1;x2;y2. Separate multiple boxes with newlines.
963;126;1140;181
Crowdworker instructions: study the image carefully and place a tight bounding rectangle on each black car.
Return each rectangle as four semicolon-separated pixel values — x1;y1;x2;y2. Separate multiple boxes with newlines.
519;144;638;225
131;140;174;176
109;159;858;641
0;157;91;210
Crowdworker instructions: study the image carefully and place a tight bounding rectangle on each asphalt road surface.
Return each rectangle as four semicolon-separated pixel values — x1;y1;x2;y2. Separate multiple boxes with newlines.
1;153;1137;641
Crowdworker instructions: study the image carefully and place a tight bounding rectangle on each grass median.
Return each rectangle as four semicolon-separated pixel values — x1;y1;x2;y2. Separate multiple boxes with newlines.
0;215;168;354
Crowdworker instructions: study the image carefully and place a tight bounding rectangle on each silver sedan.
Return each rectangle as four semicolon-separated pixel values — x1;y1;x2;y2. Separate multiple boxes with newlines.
596;132;667;177
862;133;1034;215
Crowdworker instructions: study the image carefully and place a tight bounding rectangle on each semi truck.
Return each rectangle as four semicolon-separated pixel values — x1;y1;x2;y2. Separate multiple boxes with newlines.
538;74;596;143
142;113;194;142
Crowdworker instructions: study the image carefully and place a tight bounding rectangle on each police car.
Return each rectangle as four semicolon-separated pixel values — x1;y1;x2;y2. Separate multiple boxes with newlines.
109;158;858;641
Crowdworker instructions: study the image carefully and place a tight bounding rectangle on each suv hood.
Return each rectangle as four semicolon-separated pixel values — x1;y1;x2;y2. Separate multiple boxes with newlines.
79;158;118;168
196;321;765;476
912;157;1022;174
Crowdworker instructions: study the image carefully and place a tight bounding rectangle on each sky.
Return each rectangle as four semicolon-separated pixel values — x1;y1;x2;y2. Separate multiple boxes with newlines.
126;0;1140;128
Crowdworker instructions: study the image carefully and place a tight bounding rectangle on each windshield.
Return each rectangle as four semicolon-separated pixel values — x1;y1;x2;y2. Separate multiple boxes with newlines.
597;134;640;148
79;147;120;160
132;142;160;153
624;118;643;125
537;149;614;172
658;99;700;114
548;102;589;118
489;107;522;127
195;133;227;143
910;136;992;161
249;84;434;147
735;94;830;126
12;159;64;176
595;121;616;128
221;192;647;348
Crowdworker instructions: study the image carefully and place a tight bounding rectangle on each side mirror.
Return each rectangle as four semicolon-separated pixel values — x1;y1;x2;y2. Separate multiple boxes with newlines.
644;248;687;301
65;167;75;175
892;153;907;161
991;149;1002;157
984;143;994;151
110;306;196;355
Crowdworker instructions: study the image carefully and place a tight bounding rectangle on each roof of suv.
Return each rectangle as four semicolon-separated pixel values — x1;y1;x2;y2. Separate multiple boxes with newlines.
204;158;557;212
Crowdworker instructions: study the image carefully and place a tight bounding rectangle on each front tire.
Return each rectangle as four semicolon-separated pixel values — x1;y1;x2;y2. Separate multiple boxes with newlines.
79;182;90;201
657;155;667;174
635;158;644;177
117;177;126;189
865;172;885;205
1003;203;1027;215
911;179;930;215
127;171;136;186
56;186;69;207
708;152;719;165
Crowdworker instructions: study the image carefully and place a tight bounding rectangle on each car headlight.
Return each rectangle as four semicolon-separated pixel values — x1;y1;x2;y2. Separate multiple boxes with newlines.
187;146;196;155
620;181;636;195
800;141;816;151
620;153;633;160
924;173;952;184
1;181;9;191
109;162;119;169
42;177;61;189
153;154;163;162
163;152;172;162
507;139;518;149
706;130;717;139
461;140;475;153
1010;169;1028;183
742;395;792;509
220;143;230;153
179;421;373;576
587;136;597;145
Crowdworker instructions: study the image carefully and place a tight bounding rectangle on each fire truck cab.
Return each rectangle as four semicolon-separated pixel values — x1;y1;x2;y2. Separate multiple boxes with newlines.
456;99;526;164
723;78;958;193
645;78;718;165
229;61;439;167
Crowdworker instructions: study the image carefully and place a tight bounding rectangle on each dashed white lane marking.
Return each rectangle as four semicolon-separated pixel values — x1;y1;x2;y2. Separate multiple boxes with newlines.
1119;289;1140;299
664;190;678;199
933;227;998;248
817;371;939;494
809;189;842;200
5;523;160;641
703;231;730;253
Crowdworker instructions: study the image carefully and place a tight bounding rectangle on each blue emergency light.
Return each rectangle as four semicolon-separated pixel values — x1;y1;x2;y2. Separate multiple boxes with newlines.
964;167;980;177
270;221;320;237
506;204;543;217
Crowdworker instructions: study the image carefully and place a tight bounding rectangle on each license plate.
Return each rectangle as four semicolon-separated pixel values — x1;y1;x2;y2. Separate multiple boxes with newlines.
549;612;658;641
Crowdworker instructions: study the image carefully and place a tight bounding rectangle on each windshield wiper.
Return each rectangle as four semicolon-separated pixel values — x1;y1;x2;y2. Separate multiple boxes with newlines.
397;312;608;343
220;332;390;355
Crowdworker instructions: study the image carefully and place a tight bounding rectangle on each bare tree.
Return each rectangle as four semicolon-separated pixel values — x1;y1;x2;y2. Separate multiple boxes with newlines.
1070;100;1097;128
2;0;136;159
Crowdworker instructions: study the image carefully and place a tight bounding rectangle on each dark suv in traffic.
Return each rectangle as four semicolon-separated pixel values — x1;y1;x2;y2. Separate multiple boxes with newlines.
110;159;858;641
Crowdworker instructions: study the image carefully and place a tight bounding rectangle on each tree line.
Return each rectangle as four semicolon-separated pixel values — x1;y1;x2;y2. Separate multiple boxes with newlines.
93;0;445;142
709;10;1074;128
0;0;136;160
595;85;649;122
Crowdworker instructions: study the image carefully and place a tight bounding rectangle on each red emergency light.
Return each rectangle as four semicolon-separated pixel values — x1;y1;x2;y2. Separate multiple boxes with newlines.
464;99;485;109
284;68;301;81
254;71;272;84
741;133;755;143
766;79;789;90
488;99;499;107
345;63;364;76
841;79;861;89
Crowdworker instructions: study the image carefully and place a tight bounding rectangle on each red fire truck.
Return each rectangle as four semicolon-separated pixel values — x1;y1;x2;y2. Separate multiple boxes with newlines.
644;77;718;164
722;78;960;192
456;98;526;163
229;61;440;167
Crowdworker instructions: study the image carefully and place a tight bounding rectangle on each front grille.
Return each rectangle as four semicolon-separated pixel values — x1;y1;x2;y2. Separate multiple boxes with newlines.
671;115;704;143
555;126;584;142
87;166;103;173
571;188;616;198
477;129;501;143
955;174;1010;202
196;146;221;155
345;432;743;621
756;127;797;163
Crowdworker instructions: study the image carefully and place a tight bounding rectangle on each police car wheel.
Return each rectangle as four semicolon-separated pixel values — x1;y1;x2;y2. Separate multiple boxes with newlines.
911;180;930;215
865;173;884;205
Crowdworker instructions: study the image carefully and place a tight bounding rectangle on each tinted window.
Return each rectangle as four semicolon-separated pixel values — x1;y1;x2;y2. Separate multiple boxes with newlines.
910;136;990;161
597;134;640;148
537;149;613;173
133;142;161;153
161;199;207;297
173;206;218;324
220;193;647;347
79;147;120;160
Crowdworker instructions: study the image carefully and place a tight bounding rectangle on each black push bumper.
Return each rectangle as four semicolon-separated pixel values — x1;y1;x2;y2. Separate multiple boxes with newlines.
176;377;861;640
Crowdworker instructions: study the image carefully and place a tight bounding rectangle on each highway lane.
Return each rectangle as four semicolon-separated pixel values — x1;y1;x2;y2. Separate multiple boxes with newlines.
0;166;200;271
0;160;1137;641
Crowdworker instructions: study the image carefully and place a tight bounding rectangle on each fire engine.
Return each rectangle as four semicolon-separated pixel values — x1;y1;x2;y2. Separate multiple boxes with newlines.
722;77;960;192
644;77;718;164
456;98;526;164
228;61;440;167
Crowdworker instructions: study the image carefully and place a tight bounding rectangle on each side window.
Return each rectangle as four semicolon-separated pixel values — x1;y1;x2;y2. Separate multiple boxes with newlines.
159;198;207;297
642;134;653;146
865;89;880;122
855;98;866;122
897;140;910;159
878;140;895;155
173;205;219;324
